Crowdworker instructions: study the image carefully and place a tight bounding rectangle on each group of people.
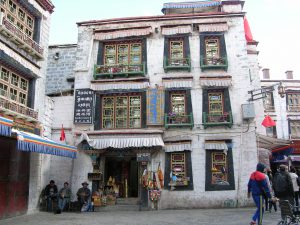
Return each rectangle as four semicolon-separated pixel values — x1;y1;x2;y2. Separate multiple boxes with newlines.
248;163;300;225
43;180;91;213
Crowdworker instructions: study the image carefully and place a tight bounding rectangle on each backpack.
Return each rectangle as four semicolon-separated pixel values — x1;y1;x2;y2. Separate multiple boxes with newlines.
297;176;300;187
273;172;288;193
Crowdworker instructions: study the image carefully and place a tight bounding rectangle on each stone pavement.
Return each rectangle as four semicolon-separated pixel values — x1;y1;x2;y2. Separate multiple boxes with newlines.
1;208;281;225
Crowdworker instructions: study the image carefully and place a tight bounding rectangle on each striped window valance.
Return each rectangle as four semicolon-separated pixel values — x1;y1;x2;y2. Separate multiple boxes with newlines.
0;116;13;136
94;27;152;41
161;25;192;36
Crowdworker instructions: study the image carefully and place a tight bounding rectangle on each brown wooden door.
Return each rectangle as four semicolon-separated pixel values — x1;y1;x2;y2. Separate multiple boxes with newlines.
0;137;30;219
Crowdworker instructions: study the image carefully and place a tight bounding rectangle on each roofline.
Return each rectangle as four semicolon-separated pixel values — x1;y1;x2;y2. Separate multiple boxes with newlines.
36;0;55;14
261;80;300;83
76;12;245;26
49;44;77;48
221;1;245;8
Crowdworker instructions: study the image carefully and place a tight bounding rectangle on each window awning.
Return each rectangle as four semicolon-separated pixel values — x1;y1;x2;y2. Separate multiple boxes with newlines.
162;79;193;88
13;129;77;159
205;141;228;154
256;134;291;150
91;81;149;91
164;141;192;152
198;23;228;32
94;27;152;41
78;132;164;150
161;25;192;36
0;116;13;136
290;155;300;162
200;77;232;87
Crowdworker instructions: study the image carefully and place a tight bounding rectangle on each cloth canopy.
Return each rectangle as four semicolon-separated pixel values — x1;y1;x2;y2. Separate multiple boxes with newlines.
161;25;192;36
0;116;13;136
256;134;291;150
94;27;152;41
200;77;232;87
13;129;77;158
164;141;192;152
204;141;228;154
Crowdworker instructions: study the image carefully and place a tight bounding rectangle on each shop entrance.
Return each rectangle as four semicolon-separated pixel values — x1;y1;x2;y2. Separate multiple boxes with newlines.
105;156;138;198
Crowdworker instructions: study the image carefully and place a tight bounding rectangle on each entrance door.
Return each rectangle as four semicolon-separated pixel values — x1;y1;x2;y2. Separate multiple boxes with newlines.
0;137;30;219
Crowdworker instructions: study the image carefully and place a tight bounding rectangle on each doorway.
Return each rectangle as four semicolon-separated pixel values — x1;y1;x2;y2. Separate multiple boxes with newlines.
105;156;138;198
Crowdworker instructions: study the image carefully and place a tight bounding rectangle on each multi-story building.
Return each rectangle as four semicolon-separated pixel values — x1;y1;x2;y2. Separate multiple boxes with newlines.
0;0;76;219
261;69;300;170
46;0;265;209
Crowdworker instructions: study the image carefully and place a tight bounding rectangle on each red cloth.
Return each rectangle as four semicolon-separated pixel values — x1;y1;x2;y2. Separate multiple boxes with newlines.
262;115;276;127
244;17;253;43
60;125;66;141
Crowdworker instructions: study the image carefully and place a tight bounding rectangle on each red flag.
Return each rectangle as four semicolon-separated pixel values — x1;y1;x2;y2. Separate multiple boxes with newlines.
60;125;66;141
244;17;253;43
262;115;276;127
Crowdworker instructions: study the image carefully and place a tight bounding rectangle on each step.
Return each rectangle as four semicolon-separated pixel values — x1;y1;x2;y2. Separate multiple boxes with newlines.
116;198;139;205
94;204;140;212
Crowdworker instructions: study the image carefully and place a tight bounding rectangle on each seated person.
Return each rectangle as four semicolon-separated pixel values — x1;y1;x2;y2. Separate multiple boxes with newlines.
57;182;71;213
44;180;58;211
76;181;91;212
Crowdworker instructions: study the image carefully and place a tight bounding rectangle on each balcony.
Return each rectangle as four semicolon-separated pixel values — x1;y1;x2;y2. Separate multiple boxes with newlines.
200;56;228;71
203;111;233;129
288;104;300;112
0;13;43;60
164;113;193;129
0;97;38;122
93;63;146;79
163;57;191;72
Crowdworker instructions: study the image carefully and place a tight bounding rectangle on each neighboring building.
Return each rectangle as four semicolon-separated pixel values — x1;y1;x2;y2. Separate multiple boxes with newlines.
261;69;300;170
46;0;265;209
0;0;76;219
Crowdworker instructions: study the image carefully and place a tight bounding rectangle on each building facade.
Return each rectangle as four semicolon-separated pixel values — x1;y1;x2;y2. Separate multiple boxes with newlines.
0;0;77;219
46;0;265;209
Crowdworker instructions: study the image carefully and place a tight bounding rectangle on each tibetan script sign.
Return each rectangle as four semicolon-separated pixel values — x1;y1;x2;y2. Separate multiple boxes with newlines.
146;88;164;125
137;153;151;162
74;89;94;124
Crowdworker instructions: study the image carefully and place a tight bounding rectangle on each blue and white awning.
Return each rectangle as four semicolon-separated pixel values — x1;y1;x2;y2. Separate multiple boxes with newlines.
0;116;13;136
13;129;77;159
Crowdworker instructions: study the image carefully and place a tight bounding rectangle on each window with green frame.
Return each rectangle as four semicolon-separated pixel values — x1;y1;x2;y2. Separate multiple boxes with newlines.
102;94;141;129
170;92;186;115
169;39;184;65
205;37;220;64
208;92;223;114
211;152;228;185
171;152;186;178
104;42;142;65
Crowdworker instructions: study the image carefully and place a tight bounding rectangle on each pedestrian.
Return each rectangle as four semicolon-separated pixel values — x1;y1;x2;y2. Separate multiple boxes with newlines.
289;167;299;208
44;180;58;212
248;163;271;225
77;181;91;212
57;182;72;214
273;164;294;206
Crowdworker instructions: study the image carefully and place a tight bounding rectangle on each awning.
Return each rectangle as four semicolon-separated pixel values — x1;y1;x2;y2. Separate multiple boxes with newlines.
290;155;300;162
79;132;164;150
200;77;232;87
205;141;228;154
13;129;77;159
164;141;192;152
198;23;228;32
91;81;149;91
162;79;193;88
0;116;13;136
94;27;152;41
162;0;221;12
161;25;192;36
256;134;291;150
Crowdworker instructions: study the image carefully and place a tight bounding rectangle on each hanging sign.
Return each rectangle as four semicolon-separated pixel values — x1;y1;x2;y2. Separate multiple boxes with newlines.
146;88;165;125
74;89;94;124
137;153;151;162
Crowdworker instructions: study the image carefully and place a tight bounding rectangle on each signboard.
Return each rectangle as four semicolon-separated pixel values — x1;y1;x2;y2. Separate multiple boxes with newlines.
137;153;151;162
146;88;165;125
74;89;94;124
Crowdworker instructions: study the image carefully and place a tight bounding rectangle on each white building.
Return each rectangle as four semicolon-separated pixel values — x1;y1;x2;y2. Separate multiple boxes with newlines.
46;0;265;209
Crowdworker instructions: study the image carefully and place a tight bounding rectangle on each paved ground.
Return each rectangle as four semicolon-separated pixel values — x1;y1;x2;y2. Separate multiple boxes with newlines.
1;208;281;225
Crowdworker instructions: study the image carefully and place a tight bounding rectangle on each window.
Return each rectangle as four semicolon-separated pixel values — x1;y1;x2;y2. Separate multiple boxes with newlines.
2;0;35;38
170;92;186;115
263;92;275;111
266;126;277;138
287;93;300;112
104;42;142;66
169;39;184;66
211;152;228;185
0;66;29;105
290;121;300;138
208;92;223;114
102;94;141;129
171;153;186;178
205;37;220;64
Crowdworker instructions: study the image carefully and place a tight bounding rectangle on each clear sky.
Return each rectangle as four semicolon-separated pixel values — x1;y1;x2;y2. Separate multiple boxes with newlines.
49;0;300;79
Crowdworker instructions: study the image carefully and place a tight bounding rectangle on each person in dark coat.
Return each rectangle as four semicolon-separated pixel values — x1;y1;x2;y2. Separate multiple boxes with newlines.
76;181;91;211
248;163;271;225
44;180;58;211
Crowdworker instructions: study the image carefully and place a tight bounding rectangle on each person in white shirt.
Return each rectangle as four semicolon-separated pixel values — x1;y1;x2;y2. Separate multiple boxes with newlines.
289;167;299;208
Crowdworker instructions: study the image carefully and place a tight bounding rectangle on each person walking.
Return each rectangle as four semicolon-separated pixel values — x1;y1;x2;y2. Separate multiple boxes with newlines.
289;167;299;208
273;164;294;206
248;163;271;225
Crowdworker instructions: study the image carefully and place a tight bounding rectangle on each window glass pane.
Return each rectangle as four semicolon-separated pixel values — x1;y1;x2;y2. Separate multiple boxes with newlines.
10;73;19;86
171;93;185;115
208;92;223;114
0;83;8;97
170;40;184;61
211;152;229;185
25;28;32;37
171;153;186;178
205;38;219;58
7;13;14;23
10;88;17;101
20;78;28;91
8;0;16;14
26;16;33;28
18;8;25;21
1;67;9;82
0;0;7;6
19;92;26;105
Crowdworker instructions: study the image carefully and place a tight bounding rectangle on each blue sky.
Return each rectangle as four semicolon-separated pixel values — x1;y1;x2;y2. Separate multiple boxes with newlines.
49;0;300;79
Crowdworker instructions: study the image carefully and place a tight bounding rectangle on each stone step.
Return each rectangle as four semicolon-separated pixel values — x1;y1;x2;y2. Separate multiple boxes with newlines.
94;204;139;212
116;198;139;205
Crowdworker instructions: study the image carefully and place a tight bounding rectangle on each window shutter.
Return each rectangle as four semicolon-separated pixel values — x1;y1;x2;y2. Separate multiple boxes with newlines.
164;153;171;190
164;37;170;65
223;88;232;113
185;151;194;190
94;94;101;130
27;79;35;108
164;90;170;115
186;89;193;116
202;89;209;114
219;34;227;59
141;91;147;128
199;34;205;59
183;36;190;59
142;38;147;74
33;18;41;43
97;42;104;65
